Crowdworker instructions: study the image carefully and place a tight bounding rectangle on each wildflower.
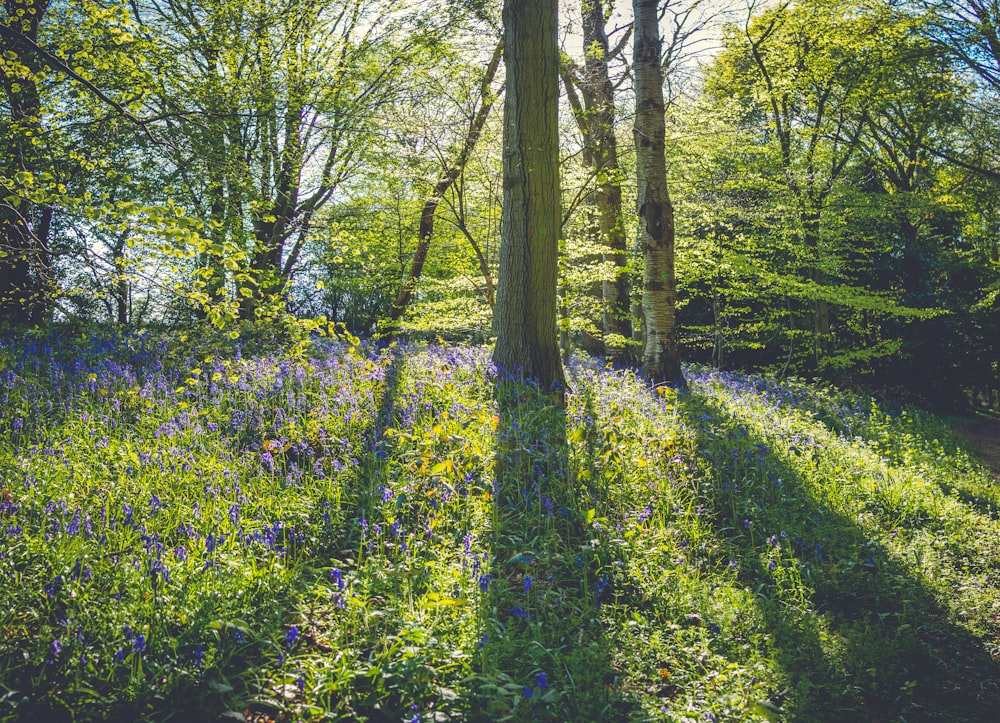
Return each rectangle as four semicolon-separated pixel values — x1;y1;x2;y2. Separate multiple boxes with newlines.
523;687;534;698
511;606;531;619
235;630;244;644
285;625;299;648
524;576;532;595
48;639;62;664
133;634;147;653
194;644;204;668
478;634;488;649
330;568;344;589
478;574;493;593
535;671;548;688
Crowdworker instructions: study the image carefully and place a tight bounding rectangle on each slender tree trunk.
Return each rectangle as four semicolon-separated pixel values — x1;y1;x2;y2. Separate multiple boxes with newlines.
384;42;503;332
493;0;565;394
633;0;684;386
801;209;829;358
582;0;632;363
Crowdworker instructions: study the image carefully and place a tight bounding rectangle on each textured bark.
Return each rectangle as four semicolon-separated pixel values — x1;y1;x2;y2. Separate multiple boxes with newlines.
0;0;53;326
385;42;503;330
633;0;683;385
493;0;565;394
582;0;632;362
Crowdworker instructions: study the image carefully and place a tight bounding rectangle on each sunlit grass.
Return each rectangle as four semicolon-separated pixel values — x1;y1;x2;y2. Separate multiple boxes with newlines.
1;334;998;721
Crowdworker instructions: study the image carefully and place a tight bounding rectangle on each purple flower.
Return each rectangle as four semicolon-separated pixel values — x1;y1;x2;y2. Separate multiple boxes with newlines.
330;568;344;589
285;625;299;648
523;687;534;698
535;671;548;688
523;576;532;595
133;634;147;653
194;643;204;667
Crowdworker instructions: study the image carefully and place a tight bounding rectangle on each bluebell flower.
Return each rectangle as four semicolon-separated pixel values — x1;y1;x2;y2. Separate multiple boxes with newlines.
286;625;299;648
535;671;548;688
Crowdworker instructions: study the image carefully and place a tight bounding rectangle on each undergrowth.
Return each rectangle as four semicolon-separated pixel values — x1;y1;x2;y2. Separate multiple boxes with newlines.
0;335;998;721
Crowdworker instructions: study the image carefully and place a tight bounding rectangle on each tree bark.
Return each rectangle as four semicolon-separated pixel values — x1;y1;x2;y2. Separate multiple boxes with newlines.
493;0;565;395
0;0;53;326
582;0;632;363
633;0;684;386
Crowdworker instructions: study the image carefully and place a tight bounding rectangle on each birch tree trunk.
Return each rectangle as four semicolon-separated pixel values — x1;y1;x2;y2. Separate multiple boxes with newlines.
633;0;684;385
493;0;565;395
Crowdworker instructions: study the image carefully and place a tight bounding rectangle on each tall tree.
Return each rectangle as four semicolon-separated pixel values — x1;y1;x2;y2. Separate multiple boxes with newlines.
562;0;632;363
384;40;503;332
712;0;885;359
0;0;52;325
633;0;684;385
493;0;565;393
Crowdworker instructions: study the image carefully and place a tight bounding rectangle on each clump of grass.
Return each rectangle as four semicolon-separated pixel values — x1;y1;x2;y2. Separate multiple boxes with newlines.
1;335;998;721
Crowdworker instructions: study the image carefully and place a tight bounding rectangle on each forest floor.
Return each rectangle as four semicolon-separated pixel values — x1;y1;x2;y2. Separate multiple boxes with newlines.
953;416;1000;480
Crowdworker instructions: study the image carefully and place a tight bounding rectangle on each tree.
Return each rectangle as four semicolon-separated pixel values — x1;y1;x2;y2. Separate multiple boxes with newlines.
384;40;503;333
633;0;684;385
708;0;893;360
0;0;53;325
492;0;565;393
562;0;633;363
135;0;426;321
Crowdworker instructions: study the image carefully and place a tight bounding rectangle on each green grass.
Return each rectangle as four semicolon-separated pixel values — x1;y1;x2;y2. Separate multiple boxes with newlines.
1;334;998;721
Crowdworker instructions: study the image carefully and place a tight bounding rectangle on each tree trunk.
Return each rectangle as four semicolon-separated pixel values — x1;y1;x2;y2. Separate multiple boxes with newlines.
493;0;565;395
582;0;632;363
0;0;53;326
384;42;503;333
801;209;830;358
633;0;684;386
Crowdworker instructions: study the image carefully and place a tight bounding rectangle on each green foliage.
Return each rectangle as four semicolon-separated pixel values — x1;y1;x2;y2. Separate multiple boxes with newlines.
2;336;1000;720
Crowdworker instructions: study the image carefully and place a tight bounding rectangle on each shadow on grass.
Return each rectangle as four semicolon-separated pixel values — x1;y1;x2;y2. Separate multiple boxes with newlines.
680;387;1000;722
471;375;629;722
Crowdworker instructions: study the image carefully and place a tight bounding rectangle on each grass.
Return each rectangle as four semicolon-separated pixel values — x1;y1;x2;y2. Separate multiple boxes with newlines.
0;332;998;721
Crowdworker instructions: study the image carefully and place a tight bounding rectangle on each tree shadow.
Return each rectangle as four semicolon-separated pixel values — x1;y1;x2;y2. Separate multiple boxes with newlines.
471;373;630;721
679;386;1000;722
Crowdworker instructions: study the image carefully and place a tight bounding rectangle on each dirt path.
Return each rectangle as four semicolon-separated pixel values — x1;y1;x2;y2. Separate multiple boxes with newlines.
952;417;1000;480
